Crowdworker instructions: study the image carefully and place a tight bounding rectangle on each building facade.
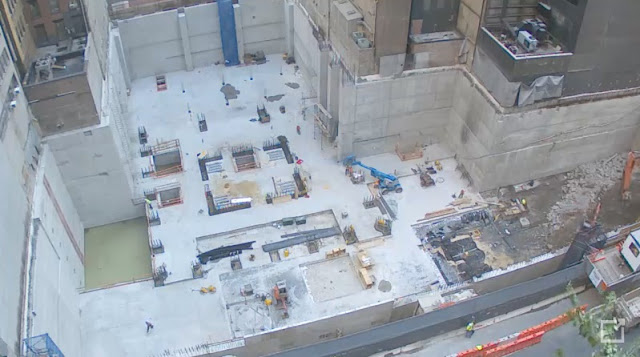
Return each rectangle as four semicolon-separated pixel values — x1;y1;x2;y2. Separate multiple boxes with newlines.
0;0;36;75
24;0;86;47
0;13;40;356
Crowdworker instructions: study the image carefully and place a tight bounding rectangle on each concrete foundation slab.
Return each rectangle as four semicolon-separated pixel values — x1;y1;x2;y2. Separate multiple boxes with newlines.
303;256;363;302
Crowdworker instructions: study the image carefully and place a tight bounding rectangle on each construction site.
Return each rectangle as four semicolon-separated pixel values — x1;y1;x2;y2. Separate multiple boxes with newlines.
2;0;640;356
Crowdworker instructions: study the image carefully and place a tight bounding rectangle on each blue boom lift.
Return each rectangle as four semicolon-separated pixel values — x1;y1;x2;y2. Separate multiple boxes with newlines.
343;155;403;194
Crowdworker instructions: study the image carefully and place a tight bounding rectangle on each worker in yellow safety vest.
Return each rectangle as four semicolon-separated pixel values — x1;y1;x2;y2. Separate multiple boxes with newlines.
466;321;475;331
476;345;483;351
465;317;476;338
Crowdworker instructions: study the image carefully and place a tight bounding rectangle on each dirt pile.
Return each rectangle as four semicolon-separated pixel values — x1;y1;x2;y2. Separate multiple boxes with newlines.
547;154;626;230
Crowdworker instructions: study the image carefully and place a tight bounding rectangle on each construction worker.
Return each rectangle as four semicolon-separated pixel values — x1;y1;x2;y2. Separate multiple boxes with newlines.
465;317;476;338
521;198;528;209
145;319;154;333
145;198;153;210
475;345;483;351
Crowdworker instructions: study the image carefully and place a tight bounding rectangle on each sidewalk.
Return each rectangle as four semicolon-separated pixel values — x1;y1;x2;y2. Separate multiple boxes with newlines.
372;288;603;357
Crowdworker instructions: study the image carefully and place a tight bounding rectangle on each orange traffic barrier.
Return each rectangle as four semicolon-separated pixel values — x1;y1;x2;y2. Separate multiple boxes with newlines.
518;304;586;338
483;331;545;357
456;341;500;357
450;305;587;357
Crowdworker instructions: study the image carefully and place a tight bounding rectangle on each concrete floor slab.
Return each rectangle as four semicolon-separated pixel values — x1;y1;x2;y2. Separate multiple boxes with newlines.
80;55;476;356
302;256;363;302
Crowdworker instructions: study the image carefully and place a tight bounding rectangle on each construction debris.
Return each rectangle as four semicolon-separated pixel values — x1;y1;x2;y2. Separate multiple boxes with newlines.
420;172;435;187
547;154;625;230
244;50;266;64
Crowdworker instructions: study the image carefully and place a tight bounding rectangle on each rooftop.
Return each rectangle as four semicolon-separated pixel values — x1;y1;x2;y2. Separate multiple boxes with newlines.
25;38;88;85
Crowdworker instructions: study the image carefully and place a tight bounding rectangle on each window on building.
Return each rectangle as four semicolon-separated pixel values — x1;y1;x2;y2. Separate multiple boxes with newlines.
34;25;48;46
30;2;41;18
54;20;66;42
0;49;9;79
17;18;25;41
49;0;60;13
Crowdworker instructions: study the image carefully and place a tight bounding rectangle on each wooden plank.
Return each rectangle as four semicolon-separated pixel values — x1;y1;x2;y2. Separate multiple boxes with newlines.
424;207;457;219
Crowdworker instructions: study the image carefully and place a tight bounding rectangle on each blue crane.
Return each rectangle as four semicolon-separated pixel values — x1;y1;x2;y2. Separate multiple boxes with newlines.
343;155;403;194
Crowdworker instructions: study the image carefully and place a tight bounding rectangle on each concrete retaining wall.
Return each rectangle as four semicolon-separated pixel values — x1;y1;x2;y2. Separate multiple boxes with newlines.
448;70;640;191
28;146;84;357
45;124;144;228
199;300;395;357
338;69;456;158
243;300;394;356
292;3;321;97
117;1;285;80
335;66;640;191
0;117;30;357
0;35;36;354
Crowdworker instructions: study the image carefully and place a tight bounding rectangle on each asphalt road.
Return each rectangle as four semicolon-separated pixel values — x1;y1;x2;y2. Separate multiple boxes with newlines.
379;289;640;357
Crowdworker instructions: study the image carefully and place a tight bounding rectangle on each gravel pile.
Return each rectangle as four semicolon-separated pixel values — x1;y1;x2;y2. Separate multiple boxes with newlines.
547;154;626;230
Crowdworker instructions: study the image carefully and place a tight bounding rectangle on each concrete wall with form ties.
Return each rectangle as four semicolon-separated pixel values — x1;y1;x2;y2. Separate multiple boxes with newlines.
44;123;144;228
117;0;286;80
292;1;321;97
334;65;640;191
25;146;84;357
42;28;143;229
337;68;456;159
